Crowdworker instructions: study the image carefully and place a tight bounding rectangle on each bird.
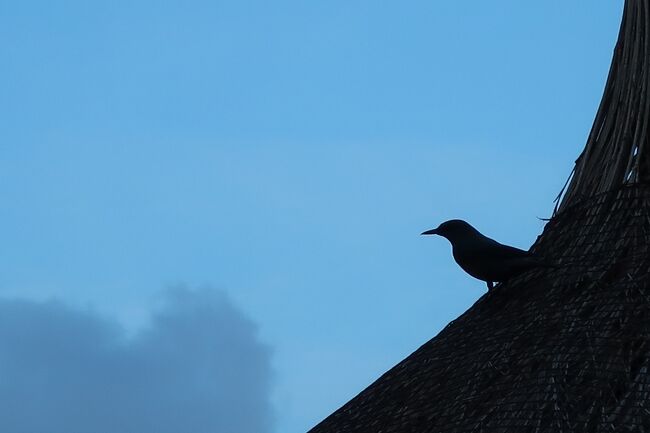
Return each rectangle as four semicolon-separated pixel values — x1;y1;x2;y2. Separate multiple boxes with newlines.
421;219;550;290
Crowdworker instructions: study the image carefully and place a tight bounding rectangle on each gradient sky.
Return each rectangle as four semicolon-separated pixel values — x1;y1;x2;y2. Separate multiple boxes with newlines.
2;2;623;432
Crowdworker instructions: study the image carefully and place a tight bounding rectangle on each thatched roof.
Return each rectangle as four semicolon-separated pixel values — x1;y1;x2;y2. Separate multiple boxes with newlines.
556;0;650;212
308;1;650;432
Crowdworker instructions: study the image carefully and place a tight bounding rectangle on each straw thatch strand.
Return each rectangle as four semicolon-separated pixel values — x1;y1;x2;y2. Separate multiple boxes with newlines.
556;0;650;212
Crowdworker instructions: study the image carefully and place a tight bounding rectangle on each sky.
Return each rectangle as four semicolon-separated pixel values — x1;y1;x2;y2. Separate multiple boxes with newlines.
1;1;623;432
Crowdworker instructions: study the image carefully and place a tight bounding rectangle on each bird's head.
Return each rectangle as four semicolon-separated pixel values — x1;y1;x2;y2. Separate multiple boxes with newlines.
421;219;479;242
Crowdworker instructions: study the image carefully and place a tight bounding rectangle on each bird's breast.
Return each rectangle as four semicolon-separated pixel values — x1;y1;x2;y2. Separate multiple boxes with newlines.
452;248;494;281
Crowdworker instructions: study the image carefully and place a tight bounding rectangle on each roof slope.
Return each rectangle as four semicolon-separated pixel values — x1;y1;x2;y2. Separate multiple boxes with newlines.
309;1;650;432
309;186;650;432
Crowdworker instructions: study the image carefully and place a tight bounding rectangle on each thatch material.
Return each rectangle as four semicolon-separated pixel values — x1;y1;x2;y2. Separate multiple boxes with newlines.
308;0;650;432
556;0;650;211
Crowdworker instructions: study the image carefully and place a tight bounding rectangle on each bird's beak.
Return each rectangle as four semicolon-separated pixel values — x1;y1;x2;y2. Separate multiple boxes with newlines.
421;228;439;236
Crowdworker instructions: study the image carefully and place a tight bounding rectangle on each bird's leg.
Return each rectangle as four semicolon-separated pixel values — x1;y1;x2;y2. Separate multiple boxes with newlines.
487;281;494;291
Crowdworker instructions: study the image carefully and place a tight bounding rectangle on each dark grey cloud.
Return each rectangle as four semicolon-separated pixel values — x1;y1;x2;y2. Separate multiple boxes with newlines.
0;289;273;433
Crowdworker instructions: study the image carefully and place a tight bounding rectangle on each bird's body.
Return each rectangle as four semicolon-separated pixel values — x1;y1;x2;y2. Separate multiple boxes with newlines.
422;219;549;290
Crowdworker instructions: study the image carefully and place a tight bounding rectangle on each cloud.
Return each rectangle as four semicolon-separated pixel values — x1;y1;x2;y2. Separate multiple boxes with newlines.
0;289;273;433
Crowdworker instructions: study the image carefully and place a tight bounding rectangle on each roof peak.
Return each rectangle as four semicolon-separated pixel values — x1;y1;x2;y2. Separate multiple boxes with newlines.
556;0;650;213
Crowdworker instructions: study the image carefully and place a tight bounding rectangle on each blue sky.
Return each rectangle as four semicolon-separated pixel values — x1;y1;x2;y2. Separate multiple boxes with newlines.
2;1;622;432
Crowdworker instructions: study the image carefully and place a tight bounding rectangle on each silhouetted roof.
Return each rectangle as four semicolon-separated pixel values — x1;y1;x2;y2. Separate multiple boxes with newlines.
309;1;650;431
556;0;650;210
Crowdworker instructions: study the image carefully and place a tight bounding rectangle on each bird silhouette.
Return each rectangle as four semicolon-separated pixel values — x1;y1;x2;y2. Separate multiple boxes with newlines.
421;219;550;290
